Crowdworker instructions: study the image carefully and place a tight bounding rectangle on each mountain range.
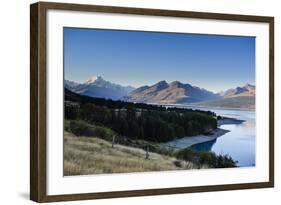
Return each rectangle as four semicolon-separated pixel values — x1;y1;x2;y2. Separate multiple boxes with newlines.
218;84;255;98
65;76;135;100
65;76;255;109
124;80;220;104
196;84;255;109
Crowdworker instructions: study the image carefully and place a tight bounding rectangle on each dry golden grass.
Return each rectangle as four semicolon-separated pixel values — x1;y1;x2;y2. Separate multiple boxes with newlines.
64;131;196;176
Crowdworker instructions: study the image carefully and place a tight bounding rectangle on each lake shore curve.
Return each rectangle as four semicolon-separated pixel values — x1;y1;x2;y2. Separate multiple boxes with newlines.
162;117;244;150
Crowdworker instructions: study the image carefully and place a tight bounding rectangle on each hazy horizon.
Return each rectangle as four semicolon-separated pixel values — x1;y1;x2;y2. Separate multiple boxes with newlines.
65;75;255;93
64;28;255;93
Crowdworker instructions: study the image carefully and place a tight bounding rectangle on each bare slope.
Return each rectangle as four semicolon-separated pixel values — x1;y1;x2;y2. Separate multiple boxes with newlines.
126;80;219;104
196;84;256;109
64;132;196;176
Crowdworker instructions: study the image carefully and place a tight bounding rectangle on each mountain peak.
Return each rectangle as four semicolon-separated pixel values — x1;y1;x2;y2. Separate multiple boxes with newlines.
65;75;135;100
126;80;219;104
170;81;185;87
220;83;256;98
150;80;169;91
170;80;181;85
156;80;168;85
84;75;103;84
244;83;255;88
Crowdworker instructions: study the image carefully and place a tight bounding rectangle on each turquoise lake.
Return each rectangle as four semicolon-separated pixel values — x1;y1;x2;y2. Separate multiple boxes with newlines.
192;108;255;167
170;106;256;167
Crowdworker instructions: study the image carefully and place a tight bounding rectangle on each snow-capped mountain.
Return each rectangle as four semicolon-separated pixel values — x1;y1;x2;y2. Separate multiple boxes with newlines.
64;80;80;90
64;76;135;100
84;76;99;84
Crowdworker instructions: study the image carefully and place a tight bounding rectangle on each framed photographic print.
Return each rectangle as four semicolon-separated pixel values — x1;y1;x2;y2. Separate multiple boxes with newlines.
30;1;274;202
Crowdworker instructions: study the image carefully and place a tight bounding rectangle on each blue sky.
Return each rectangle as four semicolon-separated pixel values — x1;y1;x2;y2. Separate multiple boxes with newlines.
64;27;255;92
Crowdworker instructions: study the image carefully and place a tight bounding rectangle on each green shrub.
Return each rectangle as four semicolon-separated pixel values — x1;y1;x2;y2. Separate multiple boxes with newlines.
199;151;237;168
173;160;182;168
174;149;237;168
69;120;95;137
68;120;117;142
216;154;237;168
176;148;196;162
199;151;217;167
94;126;116;141
64;120;71;132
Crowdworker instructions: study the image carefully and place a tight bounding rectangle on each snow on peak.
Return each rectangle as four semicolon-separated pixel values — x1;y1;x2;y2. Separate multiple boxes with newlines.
244;83;255;88
84;75;102;84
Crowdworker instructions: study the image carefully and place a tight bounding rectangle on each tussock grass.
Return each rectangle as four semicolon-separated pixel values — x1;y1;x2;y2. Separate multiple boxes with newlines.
64;132;196;176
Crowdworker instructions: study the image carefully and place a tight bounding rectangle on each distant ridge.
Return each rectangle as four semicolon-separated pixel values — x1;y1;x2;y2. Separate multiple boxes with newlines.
195;84;256;109
125;80;220;104
219;83;255;98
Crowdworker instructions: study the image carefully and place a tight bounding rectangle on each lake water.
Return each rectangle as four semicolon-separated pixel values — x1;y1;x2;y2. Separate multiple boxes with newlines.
173;106;256;167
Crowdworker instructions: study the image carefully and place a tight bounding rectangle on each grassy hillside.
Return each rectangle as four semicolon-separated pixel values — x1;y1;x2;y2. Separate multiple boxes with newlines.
194;96;255;110
64;131;196;176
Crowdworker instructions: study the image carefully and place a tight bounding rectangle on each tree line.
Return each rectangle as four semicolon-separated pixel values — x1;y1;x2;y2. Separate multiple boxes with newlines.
65;88;218;142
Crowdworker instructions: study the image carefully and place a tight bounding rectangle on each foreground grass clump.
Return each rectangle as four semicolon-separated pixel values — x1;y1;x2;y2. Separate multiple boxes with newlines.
64;131;196;176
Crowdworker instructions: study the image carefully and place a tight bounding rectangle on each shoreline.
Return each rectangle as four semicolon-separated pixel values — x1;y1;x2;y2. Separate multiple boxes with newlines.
162;128;229;150
161;103;255;112
218;117;245;126
161;117;244;150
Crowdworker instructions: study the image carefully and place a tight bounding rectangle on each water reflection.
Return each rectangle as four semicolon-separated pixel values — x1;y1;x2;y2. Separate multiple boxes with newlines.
191;139;217;151
190;108;256;167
